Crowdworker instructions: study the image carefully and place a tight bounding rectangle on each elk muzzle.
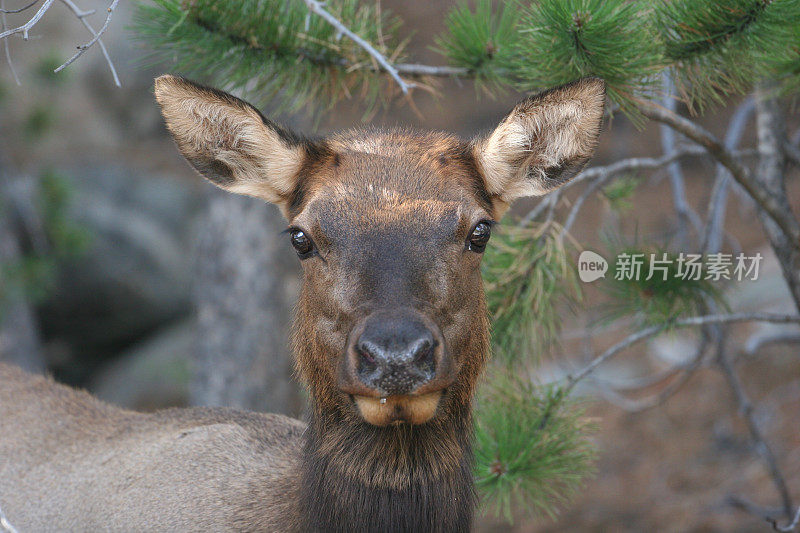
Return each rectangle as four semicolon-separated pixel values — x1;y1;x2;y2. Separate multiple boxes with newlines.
339;308;453;425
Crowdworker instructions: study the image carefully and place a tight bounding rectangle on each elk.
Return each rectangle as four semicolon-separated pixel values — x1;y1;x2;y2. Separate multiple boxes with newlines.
0;75;605;532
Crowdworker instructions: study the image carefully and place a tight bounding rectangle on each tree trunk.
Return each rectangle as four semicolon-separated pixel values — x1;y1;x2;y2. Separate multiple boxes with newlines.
754;90;800;314
191;189;302;415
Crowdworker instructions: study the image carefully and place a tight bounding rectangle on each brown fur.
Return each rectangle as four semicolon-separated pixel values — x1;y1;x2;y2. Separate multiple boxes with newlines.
0;76;605;531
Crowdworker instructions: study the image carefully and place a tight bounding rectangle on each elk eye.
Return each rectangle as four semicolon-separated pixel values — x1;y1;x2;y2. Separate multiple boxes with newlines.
289;229;315;258
467;221;492;253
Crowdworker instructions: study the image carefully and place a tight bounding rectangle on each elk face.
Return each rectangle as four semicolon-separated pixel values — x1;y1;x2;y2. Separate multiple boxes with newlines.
155;75;605;427
287;133;496;426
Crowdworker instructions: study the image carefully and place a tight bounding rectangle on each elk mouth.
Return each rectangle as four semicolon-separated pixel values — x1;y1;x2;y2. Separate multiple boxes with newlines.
352;390;444;426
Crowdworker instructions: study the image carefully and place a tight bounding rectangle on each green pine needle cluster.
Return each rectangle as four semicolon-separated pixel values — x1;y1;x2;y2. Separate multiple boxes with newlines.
474;374;596;522
658;0;800;108
514;0;662;118
601;174;640;213
133;0;405;113
434;0;521;92
600;246;729;328
482;222;580;364
436;0;800;117
133;0;800;119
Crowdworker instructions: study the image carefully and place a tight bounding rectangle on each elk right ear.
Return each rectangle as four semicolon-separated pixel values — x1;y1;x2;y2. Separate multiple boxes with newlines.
154;75;306;208
474;77;605;209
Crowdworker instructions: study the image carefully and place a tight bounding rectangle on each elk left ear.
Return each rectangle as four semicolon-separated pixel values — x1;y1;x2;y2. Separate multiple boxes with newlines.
154;75;308;212
474;77;605;204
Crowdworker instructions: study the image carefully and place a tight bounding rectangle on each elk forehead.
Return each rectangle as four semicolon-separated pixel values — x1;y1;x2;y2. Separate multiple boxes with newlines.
288;130;493;224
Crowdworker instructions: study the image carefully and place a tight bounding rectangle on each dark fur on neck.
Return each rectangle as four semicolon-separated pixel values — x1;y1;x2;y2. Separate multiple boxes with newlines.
297;398;476;532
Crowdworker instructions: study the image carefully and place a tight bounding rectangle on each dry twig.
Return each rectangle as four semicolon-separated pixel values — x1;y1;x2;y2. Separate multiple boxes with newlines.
0;501;18;533
57;0;120;86
660;71;702;247
563;312;800;398
0;0;120;85
302;0;414;94
0;0;22;85
717;337;795;519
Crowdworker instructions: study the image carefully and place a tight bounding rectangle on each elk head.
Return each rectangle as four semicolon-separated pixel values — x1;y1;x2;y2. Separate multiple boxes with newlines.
155;76;605;428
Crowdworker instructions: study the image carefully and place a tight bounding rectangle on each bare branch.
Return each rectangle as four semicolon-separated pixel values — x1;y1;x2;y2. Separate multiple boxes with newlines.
776;506;800;532
591;332;711;412
302;0;414;94
728;497;800;532
560;167;614;238
53;0;120;86
534;146;755;236
660;71;702;247
520;193;558;226
0;501;18;533
1;0;20;85
562;312;800;398
702;97;756;254
745;331;800;355
0;0;53;40
0;0;119;84
395;63;471;78
716;336;795;519
637;100;800;248
57;0;120;86
568;146;706;190
0;0;38;14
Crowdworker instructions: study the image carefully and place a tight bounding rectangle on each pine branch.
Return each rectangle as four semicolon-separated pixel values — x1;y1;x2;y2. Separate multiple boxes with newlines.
134;0;412;112
637;99;800;248
562;312;800;398
474;374;595;521
657;0;800;107
591;331;711;412
301;0;413;94
662;0;771;61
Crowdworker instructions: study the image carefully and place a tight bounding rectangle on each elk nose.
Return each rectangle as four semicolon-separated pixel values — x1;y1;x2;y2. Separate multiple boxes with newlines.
355;316;437;395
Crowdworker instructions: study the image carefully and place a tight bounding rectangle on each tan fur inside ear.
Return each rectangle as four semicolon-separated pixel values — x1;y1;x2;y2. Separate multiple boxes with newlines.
154;75;305;205
475;77;605;203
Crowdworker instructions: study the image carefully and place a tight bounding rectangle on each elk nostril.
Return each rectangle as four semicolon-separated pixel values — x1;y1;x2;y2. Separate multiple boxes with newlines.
356;342;378;369
412;339;433;364
411;339;436;379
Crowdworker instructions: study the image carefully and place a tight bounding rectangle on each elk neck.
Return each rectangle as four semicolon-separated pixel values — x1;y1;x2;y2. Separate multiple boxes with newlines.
296;396;477;532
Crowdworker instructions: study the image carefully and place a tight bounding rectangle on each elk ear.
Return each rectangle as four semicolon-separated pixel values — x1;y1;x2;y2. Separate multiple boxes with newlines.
474;77;605;205
154;75;307;208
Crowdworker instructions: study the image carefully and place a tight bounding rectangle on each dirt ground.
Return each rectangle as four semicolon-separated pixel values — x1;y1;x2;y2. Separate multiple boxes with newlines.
514;349;800;533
